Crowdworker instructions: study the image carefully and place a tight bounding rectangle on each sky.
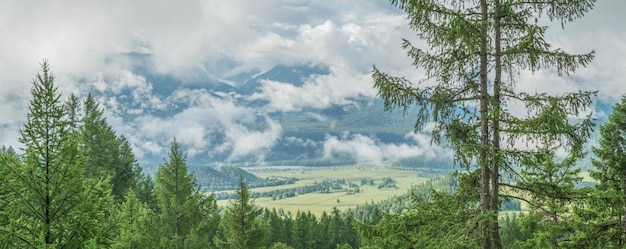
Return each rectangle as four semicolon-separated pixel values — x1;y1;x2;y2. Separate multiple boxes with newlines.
0;0;624;165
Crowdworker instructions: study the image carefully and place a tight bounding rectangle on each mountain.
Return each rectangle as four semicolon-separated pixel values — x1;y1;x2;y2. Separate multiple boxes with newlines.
90;54;609;170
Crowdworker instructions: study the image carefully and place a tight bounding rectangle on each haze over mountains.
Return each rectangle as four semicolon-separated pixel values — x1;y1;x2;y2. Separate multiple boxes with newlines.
0;0;621;174
77;51;614;177
89;52;452;169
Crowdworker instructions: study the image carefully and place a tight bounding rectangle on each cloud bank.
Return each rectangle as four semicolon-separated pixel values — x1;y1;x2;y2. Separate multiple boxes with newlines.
0;0;622;164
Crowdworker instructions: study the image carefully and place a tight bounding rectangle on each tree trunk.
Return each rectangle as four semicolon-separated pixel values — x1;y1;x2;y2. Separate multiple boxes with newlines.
45;121;52;245
491;0;503;248
479;0;491;248
622;170;626;247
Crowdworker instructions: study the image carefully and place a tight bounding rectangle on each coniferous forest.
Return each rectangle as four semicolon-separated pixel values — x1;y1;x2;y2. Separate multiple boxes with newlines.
2;1;625;249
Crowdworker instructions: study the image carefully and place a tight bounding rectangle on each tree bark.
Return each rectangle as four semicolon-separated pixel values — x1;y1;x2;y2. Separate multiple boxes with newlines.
622;170;626;247
479;0;491;248
491;0;503;248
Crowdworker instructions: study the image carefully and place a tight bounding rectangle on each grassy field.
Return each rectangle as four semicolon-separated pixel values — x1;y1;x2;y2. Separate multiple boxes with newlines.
216;166;429;216
214;167;596;217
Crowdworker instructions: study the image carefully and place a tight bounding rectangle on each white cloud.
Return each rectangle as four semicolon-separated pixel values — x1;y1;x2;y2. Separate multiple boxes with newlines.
249;68;376;112
0;0;622;164
322;132;449;165
103;86;283;162
219;116;283;161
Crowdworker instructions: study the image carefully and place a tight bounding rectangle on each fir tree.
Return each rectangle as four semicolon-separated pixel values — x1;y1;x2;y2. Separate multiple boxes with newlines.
135;172;158;212
111;190;158;249
155;138;219;248
514;151;583;248
0;60;114;248
81;94;139;201
573;95;626;247
216;175;264;249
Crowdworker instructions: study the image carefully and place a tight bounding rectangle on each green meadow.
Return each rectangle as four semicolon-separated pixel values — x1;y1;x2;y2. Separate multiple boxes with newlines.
216;166;430;216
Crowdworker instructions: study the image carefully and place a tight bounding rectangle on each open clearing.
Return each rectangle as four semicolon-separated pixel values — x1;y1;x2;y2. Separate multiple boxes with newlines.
216;166;430;216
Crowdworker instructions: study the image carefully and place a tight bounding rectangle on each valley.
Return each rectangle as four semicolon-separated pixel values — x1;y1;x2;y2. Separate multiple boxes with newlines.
214;165;438;216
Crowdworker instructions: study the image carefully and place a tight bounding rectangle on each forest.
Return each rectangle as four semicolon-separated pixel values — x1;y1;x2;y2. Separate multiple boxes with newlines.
1;0;624;248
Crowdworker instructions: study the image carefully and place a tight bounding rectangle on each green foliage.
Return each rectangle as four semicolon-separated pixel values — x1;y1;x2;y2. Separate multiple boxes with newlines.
155;139;220;248
111;190;157;249
216;176;265;249
359;190;480;249
499;214;533;249
0;61;115;248
135;172;158;212
568;95;626;248
373;0;595;247
508;151;584;248
269;242;294;249
80;94;140;202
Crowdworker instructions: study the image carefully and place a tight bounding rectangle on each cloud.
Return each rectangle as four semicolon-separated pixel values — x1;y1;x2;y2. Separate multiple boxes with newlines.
0;0;622;165
322;132;450;165
216;116;283;161
249;68;376;111
102;86;282;162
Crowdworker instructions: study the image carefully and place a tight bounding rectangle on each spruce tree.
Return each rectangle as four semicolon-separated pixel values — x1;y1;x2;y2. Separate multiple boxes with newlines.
155;138;219;248
115;135;143;201
216;175;264;249
0;60;114;248
111;190;158;249
514;151;583;248
81;94;139;201
373;1;595;247
135;171;158;212
0;147;19;231
575;95;626;247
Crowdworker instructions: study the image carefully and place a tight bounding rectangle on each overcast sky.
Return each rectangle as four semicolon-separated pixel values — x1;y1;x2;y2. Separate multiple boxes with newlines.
0;0;623;163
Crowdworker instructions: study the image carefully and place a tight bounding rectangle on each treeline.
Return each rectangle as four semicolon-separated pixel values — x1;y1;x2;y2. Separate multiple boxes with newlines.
259;207;359;249
192;165;296;191
345;175;522;222
5;59;626;248
0;62;360;248
214;176;400;202
215;178;363;201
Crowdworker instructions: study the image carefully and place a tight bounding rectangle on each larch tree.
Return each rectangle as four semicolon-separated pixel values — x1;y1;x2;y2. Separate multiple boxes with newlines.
155;138;220;248
373;0;595;248
0;60;114;248
215;175;264;249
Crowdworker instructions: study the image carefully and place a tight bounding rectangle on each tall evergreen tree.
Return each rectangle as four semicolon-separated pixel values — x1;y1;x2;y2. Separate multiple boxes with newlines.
115;135;143;201
155;138;219;248
81;93;117;179
514;151;583;248
81;94;139;201
0;60;114;248
261;208;287;248
135;171;158;212
216;175;264;249
373;1;595;247
64;93;81;133
111;190;158;249
0;146;19;231
574;95;626;247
